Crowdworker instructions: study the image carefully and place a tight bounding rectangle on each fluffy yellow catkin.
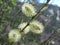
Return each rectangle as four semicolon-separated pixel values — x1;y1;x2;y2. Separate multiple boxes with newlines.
8;29;21;42
30;20;44;34
22;3;36;17
18;22;30;34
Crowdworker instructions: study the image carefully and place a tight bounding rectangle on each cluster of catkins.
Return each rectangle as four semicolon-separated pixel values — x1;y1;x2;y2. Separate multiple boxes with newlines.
8;3;44;42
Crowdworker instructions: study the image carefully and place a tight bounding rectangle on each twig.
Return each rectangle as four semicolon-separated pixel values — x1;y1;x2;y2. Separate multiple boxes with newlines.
40;31;56;45
20;0;50;32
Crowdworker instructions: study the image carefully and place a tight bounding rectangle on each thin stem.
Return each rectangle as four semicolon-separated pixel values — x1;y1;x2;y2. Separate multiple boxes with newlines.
40;30;57;45
20;0;50;32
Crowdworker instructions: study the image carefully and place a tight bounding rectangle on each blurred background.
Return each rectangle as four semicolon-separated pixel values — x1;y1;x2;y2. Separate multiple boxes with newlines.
0;0;60;45
19;0;60;7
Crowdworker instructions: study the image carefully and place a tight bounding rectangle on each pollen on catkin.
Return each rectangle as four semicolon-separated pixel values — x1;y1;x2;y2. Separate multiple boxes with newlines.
8;29;21;42
22;3;36;17
18;22;30;34
30;20;44;34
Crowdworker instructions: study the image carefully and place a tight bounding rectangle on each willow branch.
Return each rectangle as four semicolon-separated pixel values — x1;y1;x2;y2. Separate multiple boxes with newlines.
20;0;50;32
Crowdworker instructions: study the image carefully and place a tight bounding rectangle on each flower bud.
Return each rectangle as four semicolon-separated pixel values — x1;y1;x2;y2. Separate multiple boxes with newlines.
22;3;36;17
8;29;21;42
30;20;44;34
18;22;30;34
